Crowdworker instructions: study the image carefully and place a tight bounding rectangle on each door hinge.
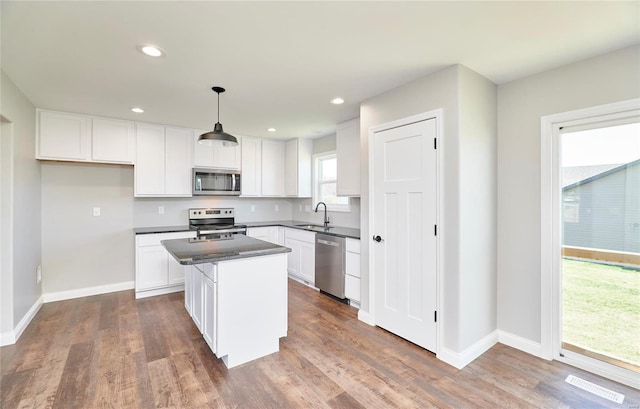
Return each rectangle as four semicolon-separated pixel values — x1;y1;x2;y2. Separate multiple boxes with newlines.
434;311;437;322
434;225;437;236
434;138;437;149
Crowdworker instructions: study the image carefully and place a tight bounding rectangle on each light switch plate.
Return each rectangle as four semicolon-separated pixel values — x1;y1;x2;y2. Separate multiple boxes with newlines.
93;207;100;216
251;205;256;212
274;204;279;212
158;206;165;215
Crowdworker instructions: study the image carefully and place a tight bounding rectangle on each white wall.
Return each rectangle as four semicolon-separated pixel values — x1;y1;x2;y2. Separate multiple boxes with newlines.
40;161;297;293
458;66;498;351
497;45;640;344
0;70;41;333
1;118;14;335
361;64;498;354
41;162;135;294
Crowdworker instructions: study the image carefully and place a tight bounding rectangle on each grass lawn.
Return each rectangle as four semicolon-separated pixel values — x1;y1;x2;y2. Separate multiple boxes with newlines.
562;258;640;367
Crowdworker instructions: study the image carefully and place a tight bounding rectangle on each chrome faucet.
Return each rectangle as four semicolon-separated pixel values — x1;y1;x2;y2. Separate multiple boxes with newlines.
314;201;329;227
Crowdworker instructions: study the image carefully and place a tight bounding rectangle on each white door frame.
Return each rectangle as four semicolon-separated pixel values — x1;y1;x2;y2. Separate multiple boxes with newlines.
367;108;443;356
540;98;640;389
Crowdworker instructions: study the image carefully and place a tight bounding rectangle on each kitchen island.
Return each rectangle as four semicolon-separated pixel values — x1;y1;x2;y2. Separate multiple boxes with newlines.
162;234;291;368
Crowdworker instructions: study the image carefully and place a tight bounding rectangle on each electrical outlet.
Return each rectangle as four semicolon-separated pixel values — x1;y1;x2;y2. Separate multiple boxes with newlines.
36;265;42;284
305;205;311;212
299;205;302;211
93;207;101;216
274;204;279;212
251;205;255;212
158;206;165;215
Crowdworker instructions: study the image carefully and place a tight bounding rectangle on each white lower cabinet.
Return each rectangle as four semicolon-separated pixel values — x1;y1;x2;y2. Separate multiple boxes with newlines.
246;226;282;245
202;272;217;353
345;238;361;307
135;231;196;299
192;266;203;332
283;228;315;285
184;265;193;316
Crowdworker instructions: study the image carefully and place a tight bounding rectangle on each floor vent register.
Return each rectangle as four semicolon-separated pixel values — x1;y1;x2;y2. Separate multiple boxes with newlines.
565;374;625;404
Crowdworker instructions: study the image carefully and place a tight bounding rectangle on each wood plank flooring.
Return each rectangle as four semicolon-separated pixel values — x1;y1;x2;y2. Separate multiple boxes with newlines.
2;279;639;408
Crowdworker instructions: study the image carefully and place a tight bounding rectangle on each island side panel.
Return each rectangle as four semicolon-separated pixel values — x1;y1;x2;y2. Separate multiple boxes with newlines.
216;253;288;368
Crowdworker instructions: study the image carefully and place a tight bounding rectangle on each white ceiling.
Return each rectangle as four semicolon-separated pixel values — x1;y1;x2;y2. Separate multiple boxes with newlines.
2;1;639;140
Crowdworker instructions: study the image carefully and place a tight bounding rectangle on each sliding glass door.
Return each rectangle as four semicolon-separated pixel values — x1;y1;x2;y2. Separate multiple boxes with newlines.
559;120;640;374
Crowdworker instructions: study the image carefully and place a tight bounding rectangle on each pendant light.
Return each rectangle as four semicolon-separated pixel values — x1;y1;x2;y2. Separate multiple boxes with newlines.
198;86;238;146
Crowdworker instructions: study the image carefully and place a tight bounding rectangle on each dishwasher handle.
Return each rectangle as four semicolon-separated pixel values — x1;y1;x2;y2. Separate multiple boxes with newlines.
317;239;340;247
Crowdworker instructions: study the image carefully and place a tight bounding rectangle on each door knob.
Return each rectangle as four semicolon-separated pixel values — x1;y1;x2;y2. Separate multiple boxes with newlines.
373;235;383;243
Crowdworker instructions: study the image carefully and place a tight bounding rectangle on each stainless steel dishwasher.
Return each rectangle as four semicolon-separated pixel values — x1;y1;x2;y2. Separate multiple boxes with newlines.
315;233;347;301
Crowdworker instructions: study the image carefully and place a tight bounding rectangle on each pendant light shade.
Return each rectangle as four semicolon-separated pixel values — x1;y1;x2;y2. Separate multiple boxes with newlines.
198;86;238;146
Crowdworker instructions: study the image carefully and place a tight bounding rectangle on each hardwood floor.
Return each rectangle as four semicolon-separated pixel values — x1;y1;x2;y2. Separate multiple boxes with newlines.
2;279;639;408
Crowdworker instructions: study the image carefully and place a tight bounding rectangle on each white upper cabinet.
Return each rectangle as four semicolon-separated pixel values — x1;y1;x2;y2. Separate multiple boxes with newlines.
165;127;193;196
37;109;134;164
261;139;285;197
193;131;242;170
92;117;135;163
135;123;193;197
241;137;262;196
285;138;312;197
336;118;360;196
37;110;90;161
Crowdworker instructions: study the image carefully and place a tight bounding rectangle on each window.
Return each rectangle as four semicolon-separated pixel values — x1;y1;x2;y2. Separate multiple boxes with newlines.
313;151;349;212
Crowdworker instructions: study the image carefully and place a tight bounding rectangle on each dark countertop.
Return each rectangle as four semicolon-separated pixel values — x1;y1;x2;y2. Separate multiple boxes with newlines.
162;234;291;265
135;221;360;240
133;225;194;234
244;220;360;239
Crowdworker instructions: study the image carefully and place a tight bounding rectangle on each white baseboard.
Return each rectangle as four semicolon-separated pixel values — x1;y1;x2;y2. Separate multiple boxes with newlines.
357;309;374;325
135;284;184;299
438;330;499;370
497;330;544;358
43;281;135;303
0;295;43;347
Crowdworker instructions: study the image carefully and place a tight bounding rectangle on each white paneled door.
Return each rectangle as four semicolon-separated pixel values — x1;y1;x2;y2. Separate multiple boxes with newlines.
372;118;437;352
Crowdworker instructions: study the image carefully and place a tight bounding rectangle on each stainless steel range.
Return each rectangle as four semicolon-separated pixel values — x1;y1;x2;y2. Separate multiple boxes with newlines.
189;208;246;238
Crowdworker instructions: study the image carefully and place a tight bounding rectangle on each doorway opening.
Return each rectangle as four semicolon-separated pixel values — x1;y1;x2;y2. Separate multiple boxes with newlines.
541;99;640;388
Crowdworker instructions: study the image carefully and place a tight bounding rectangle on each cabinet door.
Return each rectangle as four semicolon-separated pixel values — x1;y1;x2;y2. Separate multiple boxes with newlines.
136;245;168;290
345;275;360;302
135;123;166;195
284;237;301;278
261;140;284;196
268;226;281;246
241;137;262;196
246;227;270;242
92;117;135;163
37;110;90;161
165;127;193;196
285;139;298;196
193;130;216;167
202;275;217;353
299;240;316;284
336;118;360;196
192;269;203;333
167;254;185;285
214;137;242;170
184;265;193;316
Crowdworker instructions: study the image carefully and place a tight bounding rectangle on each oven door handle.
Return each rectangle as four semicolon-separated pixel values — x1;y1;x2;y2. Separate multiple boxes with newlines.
199;228;246;235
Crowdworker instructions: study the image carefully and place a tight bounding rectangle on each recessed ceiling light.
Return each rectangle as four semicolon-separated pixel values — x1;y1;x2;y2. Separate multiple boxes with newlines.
330;97;345;105
136;44;165;57
267;128;276;132
131;107;144;113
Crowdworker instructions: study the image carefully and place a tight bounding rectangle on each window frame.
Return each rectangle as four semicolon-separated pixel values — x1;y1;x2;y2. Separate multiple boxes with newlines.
312;151;350;212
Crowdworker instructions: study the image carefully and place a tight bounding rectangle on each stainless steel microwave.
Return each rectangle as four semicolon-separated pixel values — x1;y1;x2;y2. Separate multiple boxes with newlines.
192;168;241;196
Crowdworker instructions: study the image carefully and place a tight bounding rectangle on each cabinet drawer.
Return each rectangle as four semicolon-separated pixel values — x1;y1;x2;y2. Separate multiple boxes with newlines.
345;275;360;302
136;231;196;246
346;251;360;278
346;238;360;253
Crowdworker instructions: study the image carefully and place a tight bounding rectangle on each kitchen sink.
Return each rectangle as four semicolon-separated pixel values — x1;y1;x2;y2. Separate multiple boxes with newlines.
294;224;333;230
